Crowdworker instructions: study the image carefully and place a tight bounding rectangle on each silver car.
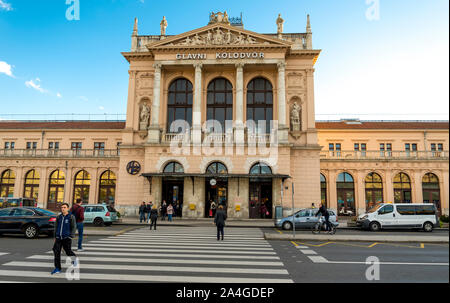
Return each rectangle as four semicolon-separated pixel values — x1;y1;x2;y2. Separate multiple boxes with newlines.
275;208;339;230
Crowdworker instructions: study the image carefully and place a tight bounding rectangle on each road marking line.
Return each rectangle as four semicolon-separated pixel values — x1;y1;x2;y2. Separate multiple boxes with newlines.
295;241;335;247
307;256;329;263
420;243;425;249
275;229;283;234
4;261;290;275
290;241;298;247
300;250;317;255
0;270;294;283
92;240;272;247
114;227;140;236
80;243;274;251
296;246;309;249
368;243;379;248
32;255;283;266
0;253;9;256
70;247;277;255
44;250;280;260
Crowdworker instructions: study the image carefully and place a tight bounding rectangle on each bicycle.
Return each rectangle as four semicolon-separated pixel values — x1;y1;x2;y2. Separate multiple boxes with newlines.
312;216;336;235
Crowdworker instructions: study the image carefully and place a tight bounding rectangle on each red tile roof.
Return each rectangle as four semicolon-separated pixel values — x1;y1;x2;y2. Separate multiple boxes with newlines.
0;121;126;130
316;121;449;130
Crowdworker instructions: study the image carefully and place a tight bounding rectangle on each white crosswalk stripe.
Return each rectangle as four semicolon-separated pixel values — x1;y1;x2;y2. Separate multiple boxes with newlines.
0;227;293;283
0;253;9;257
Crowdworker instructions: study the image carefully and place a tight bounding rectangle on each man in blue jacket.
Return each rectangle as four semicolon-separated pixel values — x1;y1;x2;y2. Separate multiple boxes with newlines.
51;203;77;275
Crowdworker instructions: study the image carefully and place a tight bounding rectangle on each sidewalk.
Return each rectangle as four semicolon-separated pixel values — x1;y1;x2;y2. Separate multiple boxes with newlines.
265;233;449;244
116;217;276;228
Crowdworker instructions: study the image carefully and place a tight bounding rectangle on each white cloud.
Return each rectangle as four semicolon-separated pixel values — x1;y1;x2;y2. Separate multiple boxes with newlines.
0;61;14;77
0;0;12;11
99;106;105;110
56;92;62;98
25;78;47;93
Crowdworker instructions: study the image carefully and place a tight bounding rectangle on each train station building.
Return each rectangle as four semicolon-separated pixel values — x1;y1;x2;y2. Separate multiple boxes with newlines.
0;13;448;218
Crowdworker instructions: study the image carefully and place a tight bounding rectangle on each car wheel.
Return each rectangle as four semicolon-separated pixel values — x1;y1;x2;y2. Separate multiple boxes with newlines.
282;221;293;230
104;222;112;227
369;221;381;232
423;222;434;232
23;224;39;239
93;218;104;227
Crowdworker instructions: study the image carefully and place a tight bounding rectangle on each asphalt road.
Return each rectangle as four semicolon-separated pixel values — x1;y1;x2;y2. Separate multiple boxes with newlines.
0;226;448;283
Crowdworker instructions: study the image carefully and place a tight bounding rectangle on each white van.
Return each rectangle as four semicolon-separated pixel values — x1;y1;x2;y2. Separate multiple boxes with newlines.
357;203;439;232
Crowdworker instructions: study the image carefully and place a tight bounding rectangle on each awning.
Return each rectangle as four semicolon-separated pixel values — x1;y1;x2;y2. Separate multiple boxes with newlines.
141;173;291;180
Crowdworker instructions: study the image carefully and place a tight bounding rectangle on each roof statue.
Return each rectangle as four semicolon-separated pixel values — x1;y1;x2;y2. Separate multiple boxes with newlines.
160;16;168;36
208;11;231;25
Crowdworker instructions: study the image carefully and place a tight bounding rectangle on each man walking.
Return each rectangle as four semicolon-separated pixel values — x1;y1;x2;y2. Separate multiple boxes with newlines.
214;205;227;241
139;202;146;223
146;201;153;223
51;203;77;275
161;200;167;221
70;198;85;251
167;203;174;222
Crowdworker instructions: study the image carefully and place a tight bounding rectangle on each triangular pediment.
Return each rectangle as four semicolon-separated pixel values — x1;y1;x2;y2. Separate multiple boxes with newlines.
147;23;292;50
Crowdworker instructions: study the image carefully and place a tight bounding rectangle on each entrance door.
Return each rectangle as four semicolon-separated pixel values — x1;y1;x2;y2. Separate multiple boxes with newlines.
205;179;227;218
249;181;272;219
162;180;184;216
337;189;356;216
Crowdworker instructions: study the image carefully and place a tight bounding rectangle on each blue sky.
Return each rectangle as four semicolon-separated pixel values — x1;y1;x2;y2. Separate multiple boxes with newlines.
0;0;448;120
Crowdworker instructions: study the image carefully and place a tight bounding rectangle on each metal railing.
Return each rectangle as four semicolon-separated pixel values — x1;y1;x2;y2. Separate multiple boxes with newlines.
320;150;449;160
0;149;120;159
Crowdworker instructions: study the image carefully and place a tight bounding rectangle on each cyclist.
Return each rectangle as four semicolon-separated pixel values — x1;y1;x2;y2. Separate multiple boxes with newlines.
315;203;332;234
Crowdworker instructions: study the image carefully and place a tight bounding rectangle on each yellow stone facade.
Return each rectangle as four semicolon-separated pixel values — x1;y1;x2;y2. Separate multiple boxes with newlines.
0;14;448;218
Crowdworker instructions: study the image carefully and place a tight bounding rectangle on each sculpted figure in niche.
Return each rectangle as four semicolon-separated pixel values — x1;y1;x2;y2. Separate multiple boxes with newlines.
291;102;301;132
160;16;168;36
140;102;150;130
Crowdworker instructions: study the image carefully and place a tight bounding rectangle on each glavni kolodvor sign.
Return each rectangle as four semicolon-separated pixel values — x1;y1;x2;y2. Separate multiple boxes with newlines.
176;52;265;60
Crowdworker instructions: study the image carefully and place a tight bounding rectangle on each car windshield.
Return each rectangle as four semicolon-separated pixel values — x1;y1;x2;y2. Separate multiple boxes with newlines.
367;204;384;213
34;209;57;216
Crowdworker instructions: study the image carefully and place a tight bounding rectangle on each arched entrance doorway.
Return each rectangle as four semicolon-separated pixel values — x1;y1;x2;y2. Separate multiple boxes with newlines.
162;162;184;218
205;162;228;218
47;170;65;211
422;173;441;215
249;163;273;219
336;172;355;216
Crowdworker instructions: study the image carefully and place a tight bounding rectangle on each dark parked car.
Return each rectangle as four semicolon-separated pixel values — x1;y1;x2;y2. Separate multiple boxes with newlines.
0;207;57;239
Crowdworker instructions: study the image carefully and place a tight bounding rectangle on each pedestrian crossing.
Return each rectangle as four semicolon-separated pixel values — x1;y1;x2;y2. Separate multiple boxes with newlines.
0;253;8;257
0;227;293;283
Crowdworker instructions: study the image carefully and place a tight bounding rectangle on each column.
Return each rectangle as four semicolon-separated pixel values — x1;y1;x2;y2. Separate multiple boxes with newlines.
305;68;318;145
277;62;288;143
328;170;337;214
235;63;245;144
38;167;48;208
147;63;162;143
413;170;423;204
89;169;99;205
384;169;394;203
192;63;203;144
64;166;73;204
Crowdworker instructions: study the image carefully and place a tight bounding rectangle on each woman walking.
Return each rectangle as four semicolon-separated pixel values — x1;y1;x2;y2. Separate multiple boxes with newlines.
149;205;158;230
214;205;227;241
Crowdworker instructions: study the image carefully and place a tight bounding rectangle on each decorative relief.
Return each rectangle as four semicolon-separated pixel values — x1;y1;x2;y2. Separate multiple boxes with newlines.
169;28;264;47
136;73;154;90
287;72;306;88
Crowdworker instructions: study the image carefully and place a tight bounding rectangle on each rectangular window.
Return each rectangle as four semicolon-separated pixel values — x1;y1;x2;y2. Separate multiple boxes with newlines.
412;144;417;151
335;143;341;151
26;142;37;150
438;144;443;151
354;143;360;151
380;143;385;151
386;143;392;151
71;142;82;150
94;142;105;150
405;143;410;151
117;142;122;156
431;143;436;151
329;144;334;151
361;144;367;151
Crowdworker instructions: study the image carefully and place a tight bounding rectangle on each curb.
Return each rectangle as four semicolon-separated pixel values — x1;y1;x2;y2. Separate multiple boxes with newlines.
264;233;449;244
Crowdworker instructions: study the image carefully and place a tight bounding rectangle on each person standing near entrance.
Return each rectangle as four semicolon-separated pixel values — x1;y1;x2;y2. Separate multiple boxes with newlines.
214;205;227;241
260;202;268;219
139;202;146;223
211;201;217;217
167;203;174;222
161;200;167;221
149;205;158;230
146;201;153;223
70;198;85;251
51;203;77;275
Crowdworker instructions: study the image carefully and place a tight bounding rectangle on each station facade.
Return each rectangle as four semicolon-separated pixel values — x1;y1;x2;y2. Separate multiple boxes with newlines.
0;13;448;217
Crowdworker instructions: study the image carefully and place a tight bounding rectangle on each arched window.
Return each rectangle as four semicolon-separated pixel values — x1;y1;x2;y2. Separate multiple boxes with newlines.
24;170;40;200
393;172;411;203
336;172;355;216
48;170;65;210
73;170;90;204
365;172;383;210
167;78;193;132
247;77;273;134
163;162;184;173
0;170;15;198
422;173;441;214
99;170;116;205
320;174;327;207
206;162;228;175
250;163;272;175
207;78;233;133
